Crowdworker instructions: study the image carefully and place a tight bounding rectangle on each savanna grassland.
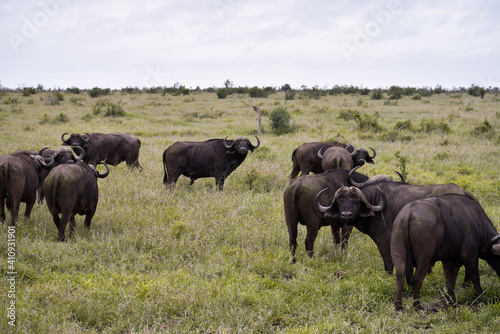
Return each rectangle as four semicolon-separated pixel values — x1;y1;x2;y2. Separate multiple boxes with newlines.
1;87;499;333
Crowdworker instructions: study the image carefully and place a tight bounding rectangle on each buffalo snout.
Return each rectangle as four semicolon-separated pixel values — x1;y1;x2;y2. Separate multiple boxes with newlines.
340;211;353;220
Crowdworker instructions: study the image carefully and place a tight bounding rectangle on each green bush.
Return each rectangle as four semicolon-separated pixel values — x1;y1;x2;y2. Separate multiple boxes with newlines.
371;89;383;100
216;88;228;99
249;86;269;98
88;87;111;98
353;112;384;133
468;84;486;98
22;87;36;96
284;90;296;100
92;99;126;117
66;87;81;94
419;118;451;133
388;86;403;100
471;119;494;136
269;106;292;135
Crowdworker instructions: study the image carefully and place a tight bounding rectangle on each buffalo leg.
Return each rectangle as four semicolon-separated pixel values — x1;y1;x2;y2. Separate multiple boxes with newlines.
305;226;318;258
215;174;225;191
24;194;37;221
394;265;406;311
0;193;5;222
412;262;433;310
330;225;341;246
69;214;77;238
287;221;298;263
84;211;95;229
58;211;71;242
462;260;483;296
442;262;460;305
9;196;21;226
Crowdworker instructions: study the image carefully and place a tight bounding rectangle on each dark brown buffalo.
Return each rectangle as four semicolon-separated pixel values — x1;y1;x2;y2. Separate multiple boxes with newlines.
61;132;142;170
283;169;369;262
289;142;375;179
0;148;53;225
317;145;354;171
163;136;260;191
316;180;477;274
43;162;110;241
391;194;500;310
38;146;84;202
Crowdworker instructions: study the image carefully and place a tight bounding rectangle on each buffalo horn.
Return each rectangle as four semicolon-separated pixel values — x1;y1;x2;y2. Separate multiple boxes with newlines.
315;188;332;213
348;186;385;212
82;133;90;142
251;135;260;149
71;146;85;162
223;136;234;149
317;146;325;159
395;171;405;183
38;146;49;155
348;166;364;187
96;162;110;178
61;133;70;143
349;145;358;157
486;235;500;256
368;147;376;159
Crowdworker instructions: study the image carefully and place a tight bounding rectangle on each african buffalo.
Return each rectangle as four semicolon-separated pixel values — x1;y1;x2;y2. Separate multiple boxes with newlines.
283;169;369;262
0;148;54;226
38;146;84;202
391;194;500;310
163;136;260;191
316;180;477;274
289;142;375;179
43;162;110;241
61;132;142;170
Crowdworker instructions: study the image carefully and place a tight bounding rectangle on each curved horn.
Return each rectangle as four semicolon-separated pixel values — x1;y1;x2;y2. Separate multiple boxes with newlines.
315;188;332;213
395;171;405;183
82;133;90;142
348;166;365;188
32;153;54;167
96;162;110;178
365;186;385;212
71;146;85;162
350;145;358;157
223;136;234;149
38;147;49;155
317;146;325;159
61;133;70;143
251;135;260;149
368;147;376;159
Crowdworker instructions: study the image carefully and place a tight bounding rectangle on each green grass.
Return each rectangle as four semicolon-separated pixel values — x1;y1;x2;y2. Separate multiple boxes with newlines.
1;90;500;333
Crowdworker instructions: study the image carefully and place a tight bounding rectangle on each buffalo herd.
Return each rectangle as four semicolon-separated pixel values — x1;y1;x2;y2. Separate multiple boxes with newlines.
1;132;500;311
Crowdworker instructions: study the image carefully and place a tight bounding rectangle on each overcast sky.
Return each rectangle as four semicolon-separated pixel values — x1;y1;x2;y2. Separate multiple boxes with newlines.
1;0;499;90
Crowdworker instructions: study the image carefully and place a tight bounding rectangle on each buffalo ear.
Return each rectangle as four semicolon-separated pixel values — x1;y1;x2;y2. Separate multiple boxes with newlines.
359;207;375;217
323;208;340;219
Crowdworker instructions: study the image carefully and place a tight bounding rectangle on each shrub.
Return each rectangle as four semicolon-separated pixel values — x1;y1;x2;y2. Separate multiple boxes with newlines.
388;86;403;100
269;106;292;135
66;87;81;94
22;87;36;96
46;92;64;105
88;87;111;98
371;89;383;100
468;84;486;98
471;119;494;136
249;86;269;98
394;120;413;131
353;112;384;133
284;90;296;100
92;99;126;117
419;118;451;133
216;88;228;99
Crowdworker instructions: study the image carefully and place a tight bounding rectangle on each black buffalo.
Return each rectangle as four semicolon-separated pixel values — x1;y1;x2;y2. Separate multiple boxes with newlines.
61;132;142;170
391;194;500;310
43;162;109;241
163;136;260;191
0;148;54;225
283;169;369;262
289;142;375;179
38;146;84;202
316;180;477;274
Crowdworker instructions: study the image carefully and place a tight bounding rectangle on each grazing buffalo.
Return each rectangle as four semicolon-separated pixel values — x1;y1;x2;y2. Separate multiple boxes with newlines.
163;136;260;191
289;142;375;179
391;194;500;310
0;148;54;225
43;162;110;241
316;179;477;274
38;146;84;202
317;145;354;171
61;132;142;170
283;169;369;262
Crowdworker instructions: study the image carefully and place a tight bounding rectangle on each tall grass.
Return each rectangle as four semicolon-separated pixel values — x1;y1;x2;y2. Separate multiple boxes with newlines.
0;90;499;333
